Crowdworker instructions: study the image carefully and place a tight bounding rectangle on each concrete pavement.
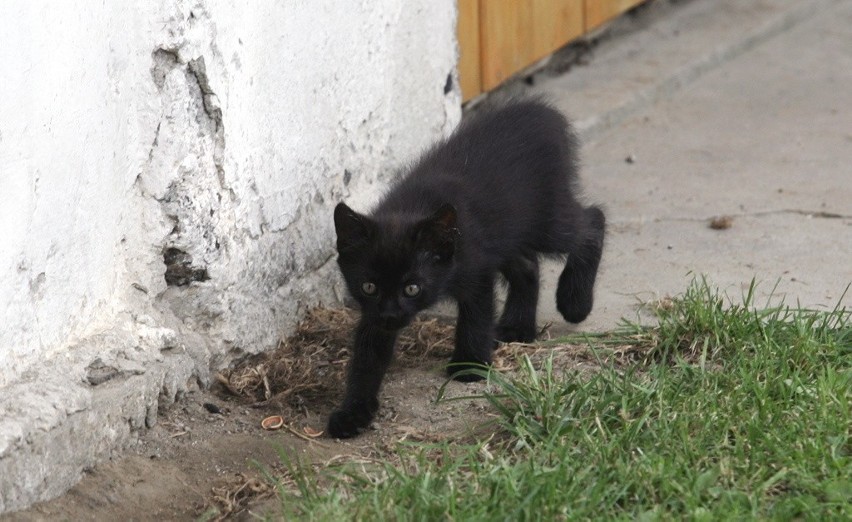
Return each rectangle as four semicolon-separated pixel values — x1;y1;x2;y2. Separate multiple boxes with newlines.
521;0;851;332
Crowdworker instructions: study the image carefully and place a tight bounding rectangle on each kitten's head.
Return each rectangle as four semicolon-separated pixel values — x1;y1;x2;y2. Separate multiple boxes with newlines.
334;202;458;331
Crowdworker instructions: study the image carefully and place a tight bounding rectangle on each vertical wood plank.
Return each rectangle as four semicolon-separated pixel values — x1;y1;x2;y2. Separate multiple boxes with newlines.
530;0;585;59
479;1;529;92
584;0;646;31
457;0;481;101
480;0;583;92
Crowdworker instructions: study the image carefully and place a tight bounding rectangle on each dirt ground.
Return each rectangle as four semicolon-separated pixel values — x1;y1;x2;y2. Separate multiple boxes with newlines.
6;310;605;522
8;370;486;521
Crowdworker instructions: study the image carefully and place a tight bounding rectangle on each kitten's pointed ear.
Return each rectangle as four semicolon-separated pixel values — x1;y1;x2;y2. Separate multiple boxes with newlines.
417;203;459;261
430;203;457;230
334;203;372;252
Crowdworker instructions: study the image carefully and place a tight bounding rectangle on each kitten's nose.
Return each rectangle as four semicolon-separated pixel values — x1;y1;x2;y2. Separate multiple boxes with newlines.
378;301;398;319
378;308;405;330
380;317;404;330
379;310;400;321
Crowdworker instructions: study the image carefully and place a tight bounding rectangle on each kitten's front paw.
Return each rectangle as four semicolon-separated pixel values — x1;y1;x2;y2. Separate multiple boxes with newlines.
447;358;491;382
556;294;593;324
327;408;373;439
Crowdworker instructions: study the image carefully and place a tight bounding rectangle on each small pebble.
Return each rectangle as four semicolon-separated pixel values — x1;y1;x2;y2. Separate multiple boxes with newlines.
203;402;222;414
625;154;636;164
709;216;734;230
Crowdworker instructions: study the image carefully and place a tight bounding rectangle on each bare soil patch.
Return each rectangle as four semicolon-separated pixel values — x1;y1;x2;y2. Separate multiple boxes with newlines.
6;309;604;521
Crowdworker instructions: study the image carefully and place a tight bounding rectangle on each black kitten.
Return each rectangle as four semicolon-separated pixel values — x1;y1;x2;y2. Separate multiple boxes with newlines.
329;99;605;438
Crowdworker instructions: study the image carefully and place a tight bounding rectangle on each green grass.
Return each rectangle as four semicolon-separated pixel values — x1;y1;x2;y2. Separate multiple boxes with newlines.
267;278;851;521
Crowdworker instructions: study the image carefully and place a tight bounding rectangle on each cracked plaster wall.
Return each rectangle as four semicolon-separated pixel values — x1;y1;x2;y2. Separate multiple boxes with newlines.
0;0;460;512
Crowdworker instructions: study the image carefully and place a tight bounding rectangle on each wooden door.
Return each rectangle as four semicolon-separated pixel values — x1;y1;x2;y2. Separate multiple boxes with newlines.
458;0;647;101
479;1;584;92
584;0;646;30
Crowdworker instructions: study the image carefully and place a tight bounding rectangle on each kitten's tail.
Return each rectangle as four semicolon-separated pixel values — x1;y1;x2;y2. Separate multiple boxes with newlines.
556;206;606;323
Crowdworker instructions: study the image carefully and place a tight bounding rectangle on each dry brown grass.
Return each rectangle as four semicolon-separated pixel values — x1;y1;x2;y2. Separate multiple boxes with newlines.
206;472;272;521
216;308;455;407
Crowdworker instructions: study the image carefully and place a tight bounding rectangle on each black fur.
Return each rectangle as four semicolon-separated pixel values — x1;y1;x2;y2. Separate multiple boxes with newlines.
328;99;605;438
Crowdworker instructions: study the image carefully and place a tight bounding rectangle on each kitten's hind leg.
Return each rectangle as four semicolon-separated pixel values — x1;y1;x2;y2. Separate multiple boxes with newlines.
496;253;539;343
449;274;496;382
556;206;606;323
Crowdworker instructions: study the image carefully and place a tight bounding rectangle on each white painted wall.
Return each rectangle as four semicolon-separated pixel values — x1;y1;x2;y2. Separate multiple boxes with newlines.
0;0;460;387
0;2;161;387
0;0;459;511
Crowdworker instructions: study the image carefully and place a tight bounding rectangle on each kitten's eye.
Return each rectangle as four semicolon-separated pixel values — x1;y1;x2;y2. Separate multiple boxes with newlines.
403;284;421;298
361;282;377;296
